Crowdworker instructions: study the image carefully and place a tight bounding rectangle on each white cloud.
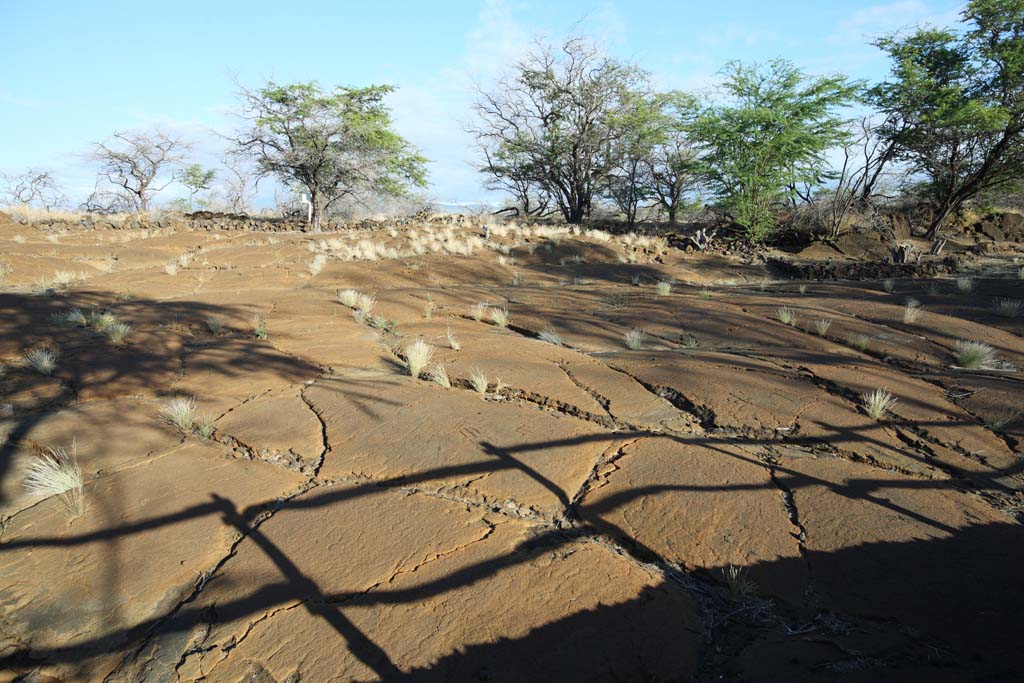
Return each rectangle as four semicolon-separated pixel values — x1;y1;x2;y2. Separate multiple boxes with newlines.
829;1;964;44
386;0;542;204
0;88;44;108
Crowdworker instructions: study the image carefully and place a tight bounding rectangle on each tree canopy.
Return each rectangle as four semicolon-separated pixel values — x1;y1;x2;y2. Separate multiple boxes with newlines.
233;82;427;231
870;0;1024;238
472;37;648;224
691;60;860;242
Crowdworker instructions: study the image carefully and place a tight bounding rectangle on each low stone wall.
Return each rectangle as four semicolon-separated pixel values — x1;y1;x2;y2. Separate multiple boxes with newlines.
769;256;960;281
7;210;477;234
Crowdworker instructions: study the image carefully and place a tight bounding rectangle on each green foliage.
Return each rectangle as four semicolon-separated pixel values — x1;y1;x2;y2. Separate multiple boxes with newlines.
178;164;216;210
235;81;427;230
473;38;648;223
690;60;859;242
643;92;703;225
870;0;1024;238
605;91;699;226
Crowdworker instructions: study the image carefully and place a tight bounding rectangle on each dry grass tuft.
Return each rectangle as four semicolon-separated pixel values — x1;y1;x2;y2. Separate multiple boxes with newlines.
469;368;489;394
986;410;1019;433
776;306;797;326
427;364;451;388
194;416;216;440
160;396;196;432
954;340;997;369
90;311;117;331
902;299;924;323
404;339;434;378
993;298;1021;318
956;276;974;294
862;388;897;420
64;307;87;326
470;303;487;321
206;315;227;335
253;315;268;340
337;289;360;308
847;333;870;352
105;321;133;345
722;565;757;599
655;280;672;296
26;347;58;375
624;328;646;350
446;327;461;351
307;254;327;276
881;278;895;293
538;327;563;346
164;262;179;276
24;442;85;517
489;307;509;327
813;319;832;336
355;293;376;314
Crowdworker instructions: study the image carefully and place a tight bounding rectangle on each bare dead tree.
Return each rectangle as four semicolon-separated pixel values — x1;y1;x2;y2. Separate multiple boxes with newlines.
221;152;258;214
90;129;188;212
80;186;136;214
818;117;901;239
0;169;67;208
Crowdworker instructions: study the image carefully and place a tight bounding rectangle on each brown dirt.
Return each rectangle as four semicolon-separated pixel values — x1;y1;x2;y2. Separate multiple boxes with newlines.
0;216;1022;681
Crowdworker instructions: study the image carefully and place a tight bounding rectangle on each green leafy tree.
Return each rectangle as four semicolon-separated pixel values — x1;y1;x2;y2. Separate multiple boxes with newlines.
604;91;668;227
178;164;216;210
472;37;648;224
870;0;1024;239
691;60;859;242
233;82;427;231
479;140;551;217
642;92;702;226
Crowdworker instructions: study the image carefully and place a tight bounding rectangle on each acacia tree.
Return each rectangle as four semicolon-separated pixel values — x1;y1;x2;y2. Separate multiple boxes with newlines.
480;141;550;217
178;164;217;210
641;92;702;226
870;0;1024;240
472;37;648;224
91;129;187;212
604;90;667;227
0;169;66;209
232;82;427;231
691;60;859;242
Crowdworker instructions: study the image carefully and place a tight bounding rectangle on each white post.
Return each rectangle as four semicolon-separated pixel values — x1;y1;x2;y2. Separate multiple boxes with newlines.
300;193;312;224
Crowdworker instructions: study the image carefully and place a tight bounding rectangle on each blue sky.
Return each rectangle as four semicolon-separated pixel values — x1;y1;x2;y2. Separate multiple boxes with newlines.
0;0;964;208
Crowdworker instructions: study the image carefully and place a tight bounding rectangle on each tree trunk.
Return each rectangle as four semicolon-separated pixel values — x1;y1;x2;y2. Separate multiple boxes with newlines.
310;188;321;233
925;202;956;241
667;205;677;226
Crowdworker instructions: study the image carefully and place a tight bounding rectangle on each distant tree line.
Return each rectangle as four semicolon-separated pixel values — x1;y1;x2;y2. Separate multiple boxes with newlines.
2;0;1020;242
471;0;1024;242
3;83;428;233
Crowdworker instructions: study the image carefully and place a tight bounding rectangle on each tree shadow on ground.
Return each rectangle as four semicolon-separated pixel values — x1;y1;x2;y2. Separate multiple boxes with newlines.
0;289;324;506
2;420;1023;680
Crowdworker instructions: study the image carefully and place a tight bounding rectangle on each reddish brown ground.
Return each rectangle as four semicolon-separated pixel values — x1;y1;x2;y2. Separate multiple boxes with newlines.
0;215;1022;681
